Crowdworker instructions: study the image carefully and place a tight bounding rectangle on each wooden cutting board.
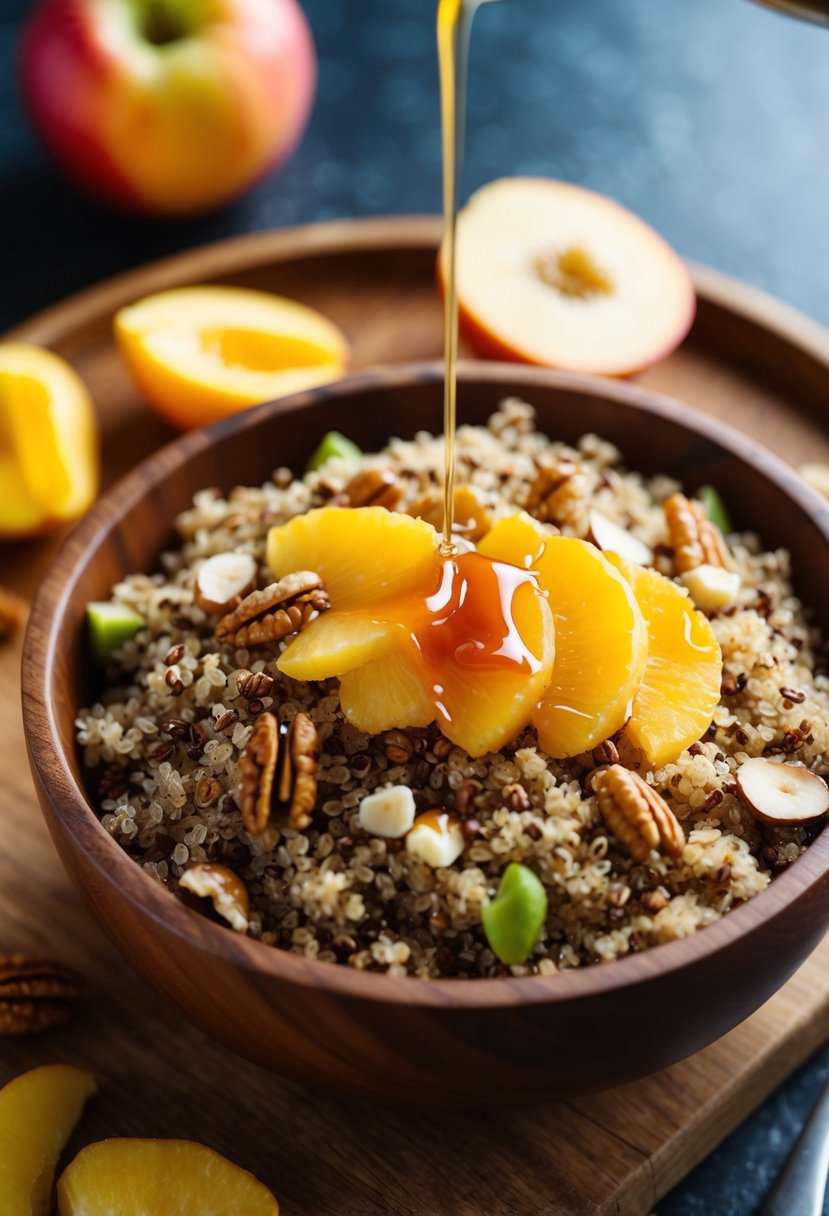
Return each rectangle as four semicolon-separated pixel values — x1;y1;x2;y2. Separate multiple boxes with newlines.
4;216;829;1215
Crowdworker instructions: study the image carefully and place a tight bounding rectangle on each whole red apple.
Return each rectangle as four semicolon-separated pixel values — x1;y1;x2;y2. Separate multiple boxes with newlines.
20;0;316;215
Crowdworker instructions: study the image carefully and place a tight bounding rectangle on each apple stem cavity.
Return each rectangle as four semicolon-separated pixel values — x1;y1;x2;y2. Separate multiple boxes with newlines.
534;246;615;301
132;0;195;46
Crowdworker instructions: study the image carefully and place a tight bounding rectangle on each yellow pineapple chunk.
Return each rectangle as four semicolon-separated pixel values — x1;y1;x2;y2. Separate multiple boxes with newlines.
339;635;435;734
266;506;438;608
610;556;722;768
0;1064;96;1216
57;1139;279;1215
277;611;396;680
480;514;648;758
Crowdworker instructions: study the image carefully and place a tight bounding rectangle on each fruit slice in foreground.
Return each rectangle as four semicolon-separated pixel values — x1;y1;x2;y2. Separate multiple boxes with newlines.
440;177;695;376
57;1139;279;1215
0;343;99;538
339;636;435;734
609;556;722;768
115;287;349;431
278;611;397;680
0;1063;96;1216
480;514;648;758
267;507;439;609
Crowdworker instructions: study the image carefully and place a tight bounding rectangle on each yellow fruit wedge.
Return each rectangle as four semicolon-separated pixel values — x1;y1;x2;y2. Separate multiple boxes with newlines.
480;514;648;757
609;556;722;768
57;1139;279;1215
339;635;435;734
278;611;396;680
115;286;349;431
267;507;439;609
0;344;99;538
0;1063;97;1216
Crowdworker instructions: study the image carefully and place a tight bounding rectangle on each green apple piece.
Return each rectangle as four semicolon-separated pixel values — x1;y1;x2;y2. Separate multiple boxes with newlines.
697;485;733;536
481;862;548;965
87;601;144;664
306;431;362;472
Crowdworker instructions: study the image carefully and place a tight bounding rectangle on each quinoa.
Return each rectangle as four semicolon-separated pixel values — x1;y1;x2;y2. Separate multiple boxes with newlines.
76;400;829;978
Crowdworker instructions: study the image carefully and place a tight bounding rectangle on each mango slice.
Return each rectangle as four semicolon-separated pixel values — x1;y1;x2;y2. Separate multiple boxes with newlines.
0;1063;96;1216
57;1139;279;1215
115;286;349;431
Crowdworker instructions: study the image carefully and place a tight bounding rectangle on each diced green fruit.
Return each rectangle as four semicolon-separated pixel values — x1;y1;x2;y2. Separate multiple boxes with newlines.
697;485;733;535
481;862;548;965
306;431;362;472
87;601;144;664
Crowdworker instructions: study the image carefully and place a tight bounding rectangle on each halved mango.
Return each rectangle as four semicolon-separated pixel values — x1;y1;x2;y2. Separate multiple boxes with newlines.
609;556;722;768
0;344;99;538
0;1063;96;1215
480;514;648;757
277;611;396;680
339;635;435;734
57;1139;279;1215
115;286;349;431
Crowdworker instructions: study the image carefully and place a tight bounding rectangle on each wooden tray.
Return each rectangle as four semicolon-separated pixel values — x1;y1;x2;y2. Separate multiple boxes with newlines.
4;216;829;1215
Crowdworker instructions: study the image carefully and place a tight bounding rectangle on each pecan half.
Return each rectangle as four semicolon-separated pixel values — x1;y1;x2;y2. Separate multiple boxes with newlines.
0;955;83;1036
239;711;279;835
340;468;403;510
664;493;731;573
525;460;588;527
216;572;329;648
278;712;319;830
0;585;27;641
593;765;685;862
179;864;250;932
238;709;319;835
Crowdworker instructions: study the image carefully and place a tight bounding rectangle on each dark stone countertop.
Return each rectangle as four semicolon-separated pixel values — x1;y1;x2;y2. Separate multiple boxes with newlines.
3;0;829;1210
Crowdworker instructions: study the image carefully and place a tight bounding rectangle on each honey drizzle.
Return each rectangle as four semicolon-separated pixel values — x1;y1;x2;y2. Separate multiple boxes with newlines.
437;0;483;553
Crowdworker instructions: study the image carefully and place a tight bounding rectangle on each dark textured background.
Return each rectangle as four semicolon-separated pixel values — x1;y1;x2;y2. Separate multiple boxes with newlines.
3;0;829;1211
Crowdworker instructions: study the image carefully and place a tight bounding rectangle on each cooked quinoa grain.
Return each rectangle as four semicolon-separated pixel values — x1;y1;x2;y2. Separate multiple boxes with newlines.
76;402;829;977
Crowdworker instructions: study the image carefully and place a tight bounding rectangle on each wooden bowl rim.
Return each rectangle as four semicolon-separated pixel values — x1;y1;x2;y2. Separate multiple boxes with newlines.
23;360;829;1009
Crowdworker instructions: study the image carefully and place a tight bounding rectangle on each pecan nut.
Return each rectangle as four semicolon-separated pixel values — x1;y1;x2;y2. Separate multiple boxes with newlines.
179;864;250;933
593;765;685;862
525;460;588;527
664;493;731;574
238;710;319;835
0;585;27;641
340;468;403;510
278;712;319;830
239;711;279;835
216;571;329;648
0;955;83;1036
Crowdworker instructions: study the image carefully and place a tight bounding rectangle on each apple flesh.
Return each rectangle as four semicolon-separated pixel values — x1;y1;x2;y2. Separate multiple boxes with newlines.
439;177;696;377
20;0;316;216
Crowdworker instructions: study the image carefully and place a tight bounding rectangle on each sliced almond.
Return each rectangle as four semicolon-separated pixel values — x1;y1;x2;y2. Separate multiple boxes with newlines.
735;757;829;826
587;510;652;566
194;552;257;615
680;563;741;615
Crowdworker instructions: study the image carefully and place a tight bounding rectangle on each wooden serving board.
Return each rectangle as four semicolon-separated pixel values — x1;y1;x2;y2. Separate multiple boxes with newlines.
4;216;829;1215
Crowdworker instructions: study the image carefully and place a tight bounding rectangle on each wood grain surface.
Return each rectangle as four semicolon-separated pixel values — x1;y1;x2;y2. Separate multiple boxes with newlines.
5;216;829;1213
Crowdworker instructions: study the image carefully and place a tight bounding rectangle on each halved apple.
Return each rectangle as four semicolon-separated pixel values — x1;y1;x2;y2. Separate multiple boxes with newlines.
439;177;695;376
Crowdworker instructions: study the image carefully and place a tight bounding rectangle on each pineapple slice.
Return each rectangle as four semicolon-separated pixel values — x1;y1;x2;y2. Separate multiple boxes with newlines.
609;556;722;768
339;552;554;756
266;506;438;608
277;611;396;680
480;514;648;757
0;1064;96;1216
57;1139;279;1215
339;634;435;733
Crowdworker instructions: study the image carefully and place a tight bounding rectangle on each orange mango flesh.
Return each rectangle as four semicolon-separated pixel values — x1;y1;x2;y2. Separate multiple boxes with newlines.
0;1064;96;1216
608;555;722;768
115;287;349;431
56;1138;279;1215
0;344;99;538
479;513;648;758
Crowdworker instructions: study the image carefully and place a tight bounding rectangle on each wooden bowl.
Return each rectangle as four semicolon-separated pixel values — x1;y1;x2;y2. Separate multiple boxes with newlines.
22;362;829;1106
